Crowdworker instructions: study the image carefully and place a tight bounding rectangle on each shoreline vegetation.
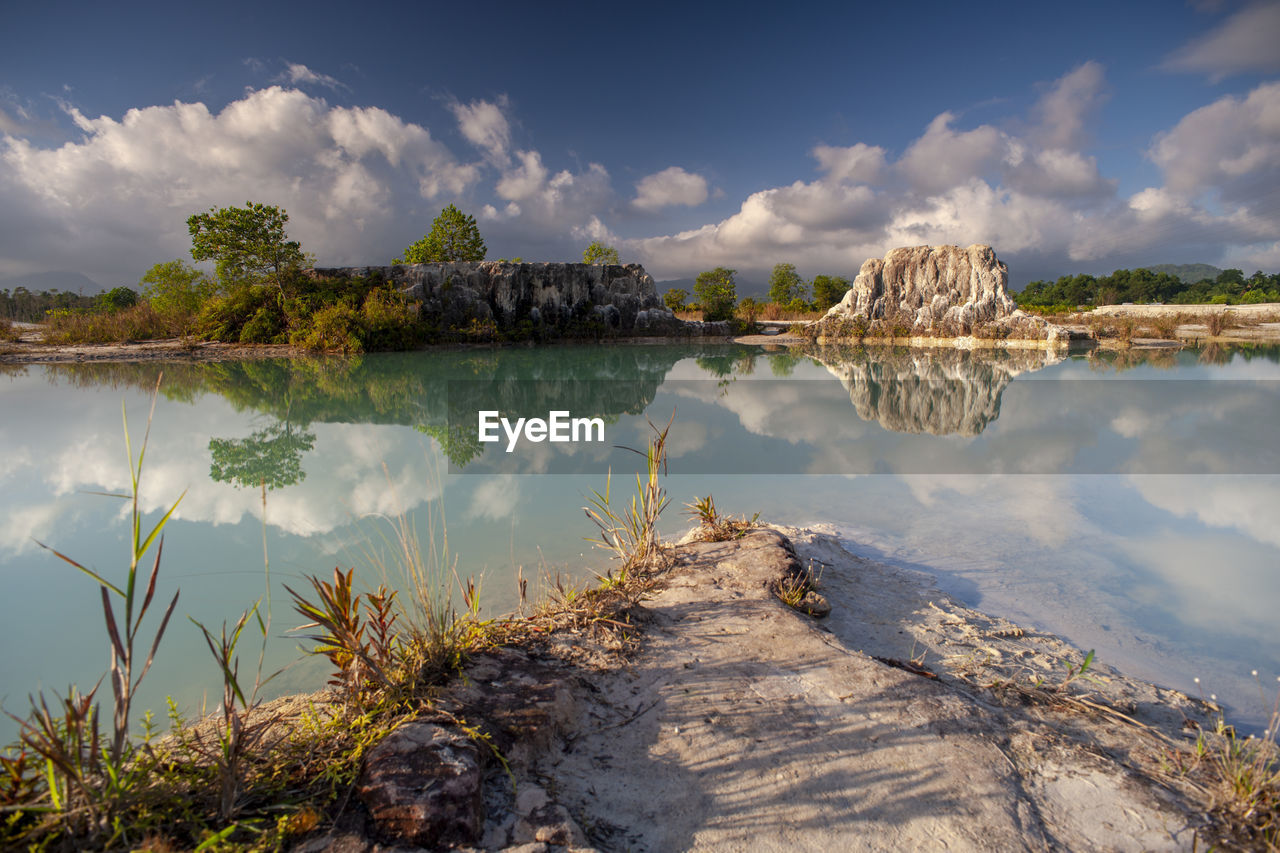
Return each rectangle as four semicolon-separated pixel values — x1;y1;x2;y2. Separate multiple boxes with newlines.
2;202;1278;361
2;403;1277;851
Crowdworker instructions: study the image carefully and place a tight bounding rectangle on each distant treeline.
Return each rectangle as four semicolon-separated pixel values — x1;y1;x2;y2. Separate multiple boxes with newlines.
0;287;100;321
1016;267;1280;310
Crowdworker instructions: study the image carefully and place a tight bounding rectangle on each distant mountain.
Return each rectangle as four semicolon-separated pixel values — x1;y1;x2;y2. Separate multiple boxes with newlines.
0;270;102;293
1141;263;1222;284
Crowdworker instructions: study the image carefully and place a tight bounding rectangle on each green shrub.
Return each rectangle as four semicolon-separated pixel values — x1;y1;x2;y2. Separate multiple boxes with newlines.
359;287;420;350
199;286;277;341
292;303;364;353
239;305;285;344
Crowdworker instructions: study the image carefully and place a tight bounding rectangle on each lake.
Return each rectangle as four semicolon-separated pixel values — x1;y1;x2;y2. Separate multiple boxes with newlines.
1;342;1278;740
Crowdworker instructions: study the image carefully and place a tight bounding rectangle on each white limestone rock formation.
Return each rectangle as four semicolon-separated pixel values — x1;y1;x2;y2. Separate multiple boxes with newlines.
812;244;1084;346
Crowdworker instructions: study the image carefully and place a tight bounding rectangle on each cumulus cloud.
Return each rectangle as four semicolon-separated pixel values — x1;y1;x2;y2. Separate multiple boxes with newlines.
1163;2;1280;80
279;62;349;92
632;166;709;210
812;142;886;184
1149;81;1280;209
0;86;480;282
450;96;512;166
897;112;1006;194
496;149;549;201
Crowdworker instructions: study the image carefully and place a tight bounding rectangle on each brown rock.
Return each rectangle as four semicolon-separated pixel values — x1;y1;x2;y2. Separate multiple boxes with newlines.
356;721;483;846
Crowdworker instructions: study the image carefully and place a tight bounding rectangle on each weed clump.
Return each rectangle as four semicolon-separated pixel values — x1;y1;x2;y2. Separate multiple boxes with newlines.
685;494;760;542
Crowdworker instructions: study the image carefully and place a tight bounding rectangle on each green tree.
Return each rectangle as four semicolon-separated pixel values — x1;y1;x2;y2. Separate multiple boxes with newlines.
768;263;807;306
694;267;737;322
812;275;850;311
187;202;305;293
96;286;139;312
583;241;620;265
663;288;689;312
396;204;487;263
139;260;217;316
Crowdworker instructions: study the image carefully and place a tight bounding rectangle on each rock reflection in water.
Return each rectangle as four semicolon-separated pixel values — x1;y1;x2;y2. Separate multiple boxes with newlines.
807;346;1064;436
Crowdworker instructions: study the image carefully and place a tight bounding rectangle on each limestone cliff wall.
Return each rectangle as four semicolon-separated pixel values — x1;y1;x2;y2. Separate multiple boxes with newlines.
308;262;714;336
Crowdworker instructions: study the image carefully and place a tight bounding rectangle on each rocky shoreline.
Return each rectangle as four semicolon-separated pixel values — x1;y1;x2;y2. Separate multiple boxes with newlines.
297;527;1234;852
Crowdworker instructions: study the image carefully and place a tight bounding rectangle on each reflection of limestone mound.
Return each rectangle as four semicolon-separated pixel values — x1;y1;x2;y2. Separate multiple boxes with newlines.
812;348;1063;436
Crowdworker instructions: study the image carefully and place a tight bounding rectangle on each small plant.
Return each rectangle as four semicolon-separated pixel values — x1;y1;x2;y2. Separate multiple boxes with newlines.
1187;673;1280;849
1058;649;1101;692
287;568;399;697
684;494;760;542
583;413;674;578
188;603;279;819
772;560;826;617
1205;311;1228;336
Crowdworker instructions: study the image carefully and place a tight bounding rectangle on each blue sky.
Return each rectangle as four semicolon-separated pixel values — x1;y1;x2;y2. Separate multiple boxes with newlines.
1;0;1278;290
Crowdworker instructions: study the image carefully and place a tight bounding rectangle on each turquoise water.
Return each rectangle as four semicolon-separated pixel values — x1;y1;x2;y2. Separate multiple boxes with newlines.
1;343;1277;738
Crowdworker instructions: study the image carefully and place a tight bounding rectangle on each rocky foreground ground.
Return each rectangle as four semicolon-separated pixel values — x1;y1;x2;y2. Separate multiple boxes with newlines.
304;527;1239;853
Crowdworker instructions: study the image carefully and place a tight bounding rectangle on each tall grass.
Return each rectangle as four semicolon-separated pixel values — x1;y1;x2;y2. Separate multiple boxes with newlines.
43;302;187;344
33;377;183;765
584;413;673;582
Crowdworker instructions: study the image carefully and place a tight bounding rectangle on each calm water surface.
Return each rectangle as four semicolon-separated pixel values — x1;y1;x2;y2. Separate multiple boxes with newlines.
1;343;1277;739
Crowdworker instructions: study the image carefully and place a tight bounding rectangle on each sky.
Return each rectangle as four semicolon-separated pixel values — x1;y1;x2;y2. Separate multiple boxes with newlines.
1;0;1278;291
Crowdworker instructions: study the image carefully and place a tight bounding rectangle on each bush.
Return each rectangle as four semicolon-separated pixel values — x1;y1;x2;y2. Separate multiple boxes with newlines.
199;286;278;341
0;317;20;342
360;287;420;351
292;303;364;353
239;305;285;343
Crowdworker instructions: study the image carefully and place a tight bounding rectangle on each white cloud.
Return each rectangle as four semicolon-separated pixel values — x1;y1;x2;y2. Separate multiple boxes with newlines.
1149;81;1280;209
1031;61;1107;151
496;149;549;201
898;112;1006;194
279;62;349;92
632;166;708;210
0;86;480;281
812;142;886;184
1163;2;1280;80
450;96;512;166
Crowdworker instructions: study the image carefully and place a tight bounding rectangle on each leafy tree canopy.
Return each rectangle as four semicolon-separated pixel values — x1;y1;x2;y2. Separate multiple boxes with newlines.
188;202;306;293
694;267;737;322
768;263;807;305
812;274;851;311
397;204;487;263
96;286;139;312
583;241;620;265
140;260;218;316
663;288;688;312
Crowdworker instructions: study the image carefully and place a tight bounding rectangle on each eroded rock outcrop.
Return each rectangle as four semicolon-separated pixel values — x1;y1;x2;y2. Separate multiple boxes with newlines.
810;245;1085;346
310;262;716;337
